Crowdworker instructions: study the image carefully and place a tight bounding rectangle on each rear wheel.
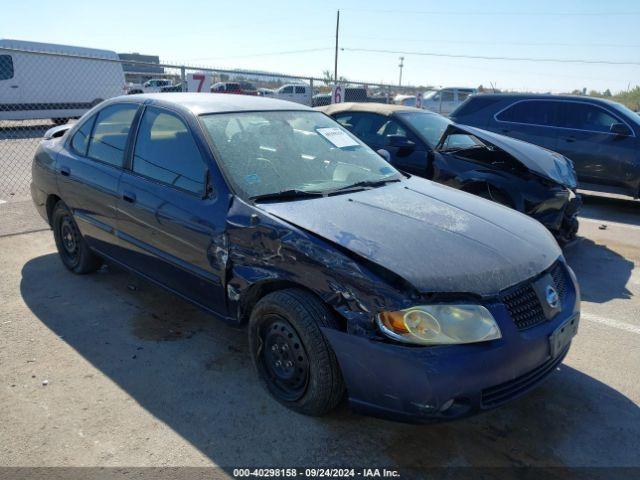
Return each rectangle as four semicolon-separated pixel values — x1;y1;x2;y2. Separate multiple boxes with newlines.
52;202;102;274
52;118;70;125
249;289;345;416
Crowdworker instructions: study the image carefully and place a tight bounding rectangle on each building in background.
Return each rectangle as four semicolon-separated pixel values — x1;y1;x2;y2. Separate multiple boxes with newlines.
117;52;164;84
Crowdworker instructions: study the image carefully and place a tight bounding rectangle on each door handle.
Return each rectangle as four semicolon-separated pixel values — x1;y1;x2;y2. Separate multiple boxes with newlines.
59;166;70;177
564;137;576;143
122;191;136;203
10;85;18;89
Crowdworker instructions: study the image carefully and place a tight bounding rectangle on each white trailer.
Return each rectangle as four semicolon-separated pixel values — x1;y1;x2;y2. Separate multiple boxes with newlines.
0;39;126;123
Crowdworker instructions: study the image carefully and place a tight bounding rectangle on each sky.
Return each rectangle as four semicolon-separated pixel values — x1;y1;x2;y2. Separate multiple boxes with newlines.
2;0;640;93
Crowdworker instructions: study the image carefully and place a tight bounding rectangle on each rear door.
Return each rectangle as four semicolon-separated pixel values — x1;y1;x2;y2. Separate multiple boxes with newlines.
56;102;139;256
116;105;228;314
556;101;637;187
294;85;308;104
493;99;560;153
438;89;456;115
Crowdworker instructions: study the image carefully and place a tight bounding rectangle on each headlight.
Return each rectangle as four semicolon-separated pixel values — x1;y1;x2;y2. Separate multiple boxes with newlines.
376;305;501;346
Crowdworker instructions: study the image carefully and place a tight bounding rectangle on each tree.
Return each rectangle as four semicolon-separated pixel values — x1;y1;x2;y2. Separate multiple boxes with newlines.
322;69;348;86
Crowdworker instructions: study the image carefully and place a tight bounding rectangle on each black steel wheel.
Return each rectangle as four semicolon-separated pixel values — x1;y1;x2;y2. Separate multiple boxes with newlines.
52;201;102;274
249;289;345;416
260;316;310;401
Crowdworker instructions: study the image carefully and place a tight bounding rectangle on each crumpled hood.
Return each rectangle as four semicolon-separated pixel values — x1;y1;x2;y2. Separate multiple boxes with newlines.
440;124;577;188
259;177;561;296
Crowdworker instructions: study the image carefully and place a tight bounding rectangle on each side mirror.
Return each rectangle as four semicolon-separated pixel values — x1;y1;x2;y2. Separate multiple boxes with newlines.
377;149;391;162
387;134;415;149
610;123;631;137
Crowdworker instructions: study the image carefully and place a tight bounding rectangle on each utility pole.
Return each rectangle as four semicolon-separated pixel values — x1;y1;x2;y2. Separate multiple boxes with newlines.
334;10;340;83
398;56;404;86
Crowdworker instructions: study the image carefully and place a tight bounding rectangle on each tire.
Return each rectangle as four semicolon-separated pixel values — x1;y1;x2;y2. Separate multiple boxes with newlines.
249;289;345;416
51;201;102;274
52;118;70;125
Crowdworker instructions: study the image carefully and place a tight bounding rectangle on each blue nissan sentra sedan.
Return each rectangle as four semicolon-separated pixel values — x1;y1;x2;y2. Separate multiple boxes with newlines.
31;93;580;422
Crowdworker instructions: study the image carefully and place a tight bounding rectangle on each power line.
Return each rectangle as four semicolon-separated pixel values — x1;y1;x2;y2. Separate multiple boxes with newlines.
341;47;640;66
186;47;331;62
340;8;640;16
341;35;640;49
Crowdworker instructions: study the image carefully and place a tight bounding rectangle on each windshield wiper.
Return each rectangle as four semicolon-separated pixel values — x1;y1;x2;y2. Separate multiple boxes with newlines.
326;177;402;194
249;189;325;202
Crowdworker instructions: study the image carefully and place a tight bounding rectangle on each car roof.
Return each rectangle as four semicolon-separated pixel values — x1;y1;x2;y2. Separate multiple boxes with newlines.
472;93;623;107
111;92;313;115
318;102;431;116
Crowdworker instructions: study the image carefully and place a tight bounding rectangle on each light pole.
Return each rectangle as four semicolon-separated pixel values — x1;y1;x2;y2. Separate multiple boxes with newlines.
334;10;340;83
398;56;404;86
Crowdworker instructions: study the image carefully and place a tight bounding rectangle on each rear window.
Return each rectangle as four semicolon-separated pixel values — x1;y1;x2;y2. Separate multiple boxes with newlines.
0;55;14;80
496;100;561;127
451;96;502;119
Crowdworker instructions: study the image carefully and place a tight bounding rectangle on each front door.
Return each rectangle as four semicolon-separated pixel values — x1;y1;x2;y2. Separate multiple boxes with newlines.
116;105;228;314
556;101;637;188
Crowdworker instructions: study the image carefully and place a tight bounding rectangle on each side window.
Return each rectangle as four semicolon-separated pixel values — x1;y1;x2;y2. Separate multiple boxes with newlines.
496;100;560;127
344;113;389;146
458;90;473;102
441;90;455;102
0;55;14;80
70;115;96;155
378;118;418;143
559;103;620;133
87;103;138;167
295;86;306;94
281;86;293;94
133;107;207;195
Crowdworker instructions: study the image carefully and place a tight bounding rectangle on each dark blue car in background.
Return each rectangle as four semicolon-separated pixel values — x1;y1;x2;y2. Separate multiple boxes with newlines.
450;94;640;199
31;93;580;422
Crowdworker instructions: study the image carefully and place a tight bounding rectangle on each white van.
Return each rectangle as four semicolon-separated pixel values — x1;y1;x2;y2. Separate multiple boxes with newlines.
272;83;312;105
0;39;126;123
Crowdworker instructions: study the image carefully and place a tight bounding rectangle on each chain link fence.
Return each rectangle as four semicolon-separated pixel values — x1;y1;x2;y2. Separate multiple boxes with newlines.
0;43;419;216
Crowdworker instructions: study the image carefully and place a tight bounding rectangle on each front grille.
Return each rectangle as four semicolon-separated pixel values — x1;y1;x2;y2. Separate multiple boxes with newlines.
481;346;568;408
502;262;568;331
503;284;546;330
550;263;567;301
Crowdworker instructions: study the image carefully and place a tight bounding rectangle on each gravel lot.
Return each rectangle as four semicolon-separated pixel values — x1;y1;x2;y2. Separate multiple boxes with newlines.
0;194;638;478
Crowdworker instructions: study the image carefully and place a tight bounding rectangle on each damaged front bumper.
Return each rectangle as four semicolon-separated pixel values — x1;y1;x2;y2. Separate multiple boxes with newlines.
528;188;581;243
322;264;580;423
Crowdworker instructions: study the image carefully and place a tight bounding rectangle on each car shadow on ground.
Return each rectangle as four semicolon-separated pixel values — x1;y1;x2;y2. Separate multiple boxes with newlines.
579;193;640;228
564;237;634;303
20;254;640;471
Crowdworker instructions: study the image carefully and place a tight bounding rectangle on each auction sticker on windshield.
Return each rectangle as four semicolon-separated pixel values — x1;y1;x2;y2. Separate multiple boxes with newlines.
316;127;360;148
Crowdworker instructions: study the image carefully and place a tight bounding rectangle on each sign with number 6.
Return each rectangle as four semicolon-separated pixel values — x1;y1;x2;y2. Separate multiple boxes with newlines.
331;84;344;104
186;73;212;93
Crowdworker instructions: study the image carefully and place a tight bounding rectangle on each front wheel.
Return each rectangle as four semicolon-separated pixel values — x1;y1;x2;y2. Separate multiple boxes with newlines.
52;202;102;274
249;289;345;416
